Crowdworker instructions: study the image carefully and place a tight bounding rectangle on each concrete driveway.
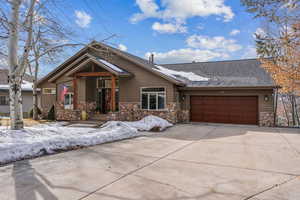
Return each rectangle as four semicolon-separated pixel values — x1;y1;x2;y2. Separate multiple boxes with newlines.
0;124;299;200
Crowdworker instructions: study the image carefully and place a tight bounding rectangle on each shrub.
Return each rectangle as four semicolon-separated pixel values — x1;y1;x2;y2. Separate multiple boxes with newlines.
47;105;55;120
29;107;42;118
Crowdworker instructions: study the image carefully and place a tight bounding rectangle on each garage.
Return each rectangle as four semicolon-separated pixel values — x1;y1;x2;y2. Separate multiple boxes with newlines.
190;96;258;125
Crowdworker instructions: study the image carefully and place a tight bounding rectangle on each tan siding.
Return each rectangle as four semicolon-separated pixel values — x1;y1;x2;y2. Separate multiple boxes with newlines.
104;56;175;103
86;77;96;102
77;78;86;102
39;81;56;113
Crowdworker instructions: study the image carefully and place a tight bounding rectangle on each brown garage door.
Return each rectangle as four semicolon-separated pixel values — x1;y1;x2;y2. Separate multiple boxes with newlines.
190;96;258;125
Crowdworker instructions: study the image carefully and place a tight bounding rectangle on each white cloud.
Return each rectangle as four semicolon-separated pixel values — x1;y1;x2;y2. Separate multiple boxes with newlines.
186;35;242;52
75;10;92;28
253;27;266;38
242;46;257;59
118;44;128;51
230;29;240;36
152;22;187;34
145;48;229;64
131;0;160;23
131;0;234;24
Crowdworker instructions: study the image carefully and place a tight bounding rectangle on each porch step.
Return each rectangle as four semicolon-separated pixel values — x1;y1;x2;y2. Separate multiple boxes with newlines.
89;114;109;121
66;121;105;128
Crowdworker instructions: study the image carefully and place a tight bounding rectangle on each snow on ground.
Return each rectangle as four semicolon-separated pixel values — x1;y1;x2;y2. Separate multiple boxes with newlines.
116;115;173;131
154;65;210;82
0;116;172;165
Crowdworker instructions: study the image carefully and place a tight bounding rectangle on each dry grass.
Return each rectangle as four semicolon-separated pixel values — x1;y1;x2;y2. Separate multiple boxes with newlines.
0;118;50;127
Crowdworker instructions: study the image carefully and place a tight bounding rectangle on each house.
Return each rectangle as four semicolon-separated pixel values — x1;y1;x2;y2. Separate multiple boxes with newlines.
37;41;277;126
0;69;35;117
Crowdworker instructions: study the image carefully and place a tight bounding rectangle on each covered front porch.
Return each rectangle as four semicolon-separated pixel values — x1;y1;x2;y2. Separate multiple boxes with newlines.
55;55;131;121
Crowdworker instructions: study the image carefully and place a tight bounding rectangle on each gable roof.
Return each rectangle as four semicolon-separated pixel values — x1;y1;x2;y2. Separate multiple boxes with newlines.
38;42;184;86
38;41;276;89
65;55;132;77
161;59;276;88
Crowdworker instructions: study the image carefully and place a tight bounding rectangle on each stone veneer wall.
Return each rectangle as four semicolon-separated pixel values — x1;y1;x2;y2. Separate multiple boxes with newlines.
77;101;97;115
117;102;189;124
55;102;81;121
259;112;275;127
55;100;274;127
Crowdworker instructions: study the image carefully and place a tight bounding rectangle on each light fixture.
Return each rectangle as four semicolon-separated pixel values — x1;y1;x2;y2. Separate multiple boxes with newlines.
264;95;269;102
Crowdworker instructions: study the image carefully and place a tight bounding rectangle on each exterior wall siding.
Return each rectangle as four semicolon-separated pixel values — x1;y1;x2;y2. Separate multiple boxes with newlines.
0;90;34;117
92;53;176;103
39;81;56;117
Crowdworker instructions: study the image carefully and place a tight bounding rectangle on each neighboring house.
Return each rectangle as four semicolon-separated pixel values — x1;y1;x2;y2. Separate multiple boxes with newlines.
37;41;277;126
0;69;35;118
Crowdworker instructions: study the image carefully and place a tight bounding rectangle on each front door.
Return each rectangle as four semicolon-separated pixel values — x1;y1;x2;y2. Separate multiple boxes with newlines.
98;88;111;114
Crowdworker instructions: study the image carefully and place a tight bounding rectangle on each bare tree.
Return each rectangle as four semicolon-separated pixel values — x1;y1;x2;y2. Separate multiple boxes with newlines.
7;0;36;129
242;0;300;127
0;0;80;125
27;7;79;120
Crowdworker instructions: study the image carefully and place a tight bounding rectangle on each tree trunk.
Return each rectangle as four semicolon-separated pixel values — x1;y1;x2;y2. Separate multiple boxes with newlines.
32;61;39;120
289;94;296;126
281;95;290;126
8;0;23;130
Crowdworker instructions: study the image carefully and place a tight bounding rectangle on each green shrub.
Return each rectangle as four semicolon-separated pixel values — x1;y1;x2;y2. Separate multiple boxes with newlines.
29;107;42;118
47;105;55;120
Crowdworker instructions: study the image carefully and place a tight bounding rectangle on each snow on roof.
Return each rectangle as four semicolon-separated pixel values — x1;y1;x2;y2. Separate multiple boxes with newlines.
96;58;124;73
154;65;210;82
0;81;34;91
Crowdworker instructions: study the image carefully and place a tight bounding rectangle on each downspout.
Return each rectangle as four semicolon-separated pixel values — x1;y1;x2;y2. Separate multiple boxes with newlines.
273;88;278;127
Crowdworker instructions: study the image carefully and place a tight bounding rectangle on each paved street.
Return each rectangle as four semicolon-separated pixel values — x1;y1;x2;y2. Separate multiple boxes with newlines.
0;124;299;200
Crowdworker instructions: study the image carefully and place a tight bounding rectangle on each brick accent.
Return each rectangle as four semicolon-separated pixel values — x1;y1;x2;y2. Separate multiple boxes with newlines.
259;112;275;127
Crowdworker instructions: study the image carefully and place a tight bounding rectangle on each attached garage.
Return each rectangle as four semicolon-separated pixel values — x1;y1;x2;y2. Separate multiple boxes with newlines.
190;96;258;125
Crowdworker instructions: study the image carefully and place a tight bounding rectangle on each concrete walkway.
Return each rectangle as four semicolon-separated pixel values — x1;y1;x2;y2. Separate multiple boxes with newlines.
0;124;299;200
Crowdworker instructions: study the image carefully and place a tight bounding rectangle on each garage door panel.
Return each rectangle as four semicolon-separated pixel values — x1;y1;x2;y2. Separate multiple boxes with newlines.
190;96;258;125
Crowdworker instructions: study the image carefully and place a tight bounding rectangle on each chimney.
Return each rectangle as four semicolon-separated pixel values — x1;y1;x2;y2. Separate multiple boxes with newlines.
149;53;154;64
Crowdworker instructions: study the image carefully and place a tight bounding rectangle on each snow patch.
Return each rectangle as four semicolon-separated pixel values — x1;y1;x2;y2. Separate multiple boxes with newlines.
154;65;209;82
118;115;173;131
96;58;124;73
0;116;172;164
0;80;34;91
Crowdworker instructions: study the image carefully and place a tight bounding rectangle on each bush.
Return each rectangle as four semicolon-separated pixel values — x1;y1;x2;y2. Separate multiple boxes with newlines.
47;105;55;120
29;107;42;118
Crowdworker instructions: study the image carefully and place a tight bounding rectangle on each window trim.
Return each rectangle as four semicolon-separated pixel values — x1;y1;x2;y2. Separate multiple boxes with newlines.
43;88;56;95
140;87;167;111
0;95;8;105
64;92;74;110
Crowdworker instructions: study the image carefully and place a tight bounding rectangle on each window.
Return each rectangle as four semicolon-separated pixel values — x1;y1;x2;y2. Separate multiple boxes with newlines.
64;93;73;109
0;96;8;105
43;88;56;94
141;88;166;110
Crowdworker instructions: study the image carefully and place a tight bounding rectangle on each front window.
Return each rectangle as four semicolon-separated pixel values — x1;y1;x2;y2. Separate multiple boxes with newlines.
0;96;8;105
64;93;73;109
141;87;166;110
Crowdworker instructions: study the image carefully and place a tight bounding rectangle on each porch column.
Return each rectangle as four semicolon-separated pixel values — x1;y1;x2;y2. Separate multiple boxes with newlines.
73;76;77;109
111;75;116;112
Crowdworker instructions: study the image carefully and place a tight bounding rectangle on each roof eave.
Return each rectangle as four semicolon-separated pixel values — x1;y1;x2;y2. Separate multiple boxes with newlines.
37;46;89;85
93;42;185;86
178;85;278;91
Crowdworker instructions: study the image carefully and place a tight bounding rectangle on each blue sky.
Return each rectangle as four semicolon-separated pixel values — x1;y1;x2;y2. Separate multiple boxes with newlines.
42;0;261;75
